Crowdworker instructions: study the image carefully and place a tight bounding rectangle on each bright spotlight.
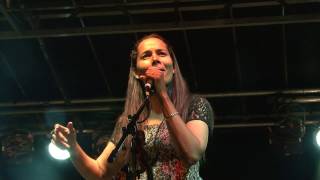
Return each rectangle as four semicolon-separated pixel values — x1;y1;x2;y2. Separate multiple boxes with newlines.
315;129;320;148
48;142;70;160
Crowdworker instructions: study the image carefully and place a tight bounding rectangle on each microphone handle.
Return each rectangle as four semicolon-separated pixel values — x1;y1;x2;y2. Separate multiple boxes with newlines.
144;79;152;96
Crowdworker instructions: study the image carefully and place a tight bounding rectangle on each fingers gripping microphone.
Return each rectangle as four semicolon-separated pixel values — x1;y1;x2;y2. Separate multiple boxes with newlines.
144;79;153;97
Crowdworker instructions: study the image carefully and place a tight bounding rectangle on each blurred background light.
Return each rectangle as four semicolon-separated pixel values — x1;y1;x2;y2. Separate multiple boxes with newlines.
1;129;34;164
268;102;306;156
48;142;70;160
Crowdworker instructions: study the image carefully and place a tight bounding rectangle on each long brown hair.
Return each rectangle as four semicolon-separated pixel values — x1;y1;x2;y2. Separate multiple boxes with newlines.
121;33;192;124
110;34;212;171
109;33;197;146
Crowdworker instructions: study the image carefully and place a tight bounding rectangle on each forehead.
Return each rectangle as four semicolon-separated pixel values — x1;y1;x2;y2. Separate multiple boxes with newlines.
137;38;168;53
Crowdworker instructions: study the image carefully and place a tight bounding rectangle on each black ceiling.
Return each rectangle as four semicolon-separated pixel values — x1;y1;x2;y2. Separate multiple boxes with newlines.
1;0;320;129
1;0;320;179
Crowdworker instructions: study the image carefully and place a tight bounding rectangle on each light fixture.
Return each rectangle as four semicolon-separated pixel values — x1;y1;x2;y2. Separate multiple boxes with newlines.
1;129;34;164
48;142;70;160
92;133;109;159
315;128;320;148
312;124;320;149
268;102;306;156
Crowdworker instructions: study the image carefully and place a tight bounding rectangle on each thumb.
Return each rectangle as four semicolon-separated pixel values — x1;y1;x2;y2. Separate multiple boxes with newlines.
67;122;76;134
138;75;147;82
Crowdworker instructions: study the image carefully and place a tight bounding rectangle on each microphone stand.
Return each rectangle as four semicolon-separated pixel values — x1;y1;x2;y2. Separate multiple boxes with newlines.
108;91;153;179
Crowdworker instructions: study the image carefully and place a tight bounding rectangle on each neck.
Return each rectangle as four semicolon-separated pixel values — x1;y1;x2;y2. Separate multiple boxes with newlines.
150;95;162;114
149;109;164;120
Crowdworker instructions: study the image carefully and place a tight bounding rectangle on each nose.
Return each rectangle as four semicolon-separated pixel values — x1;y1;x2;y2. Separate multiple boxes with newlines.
151;53;161;66
152;59;161;66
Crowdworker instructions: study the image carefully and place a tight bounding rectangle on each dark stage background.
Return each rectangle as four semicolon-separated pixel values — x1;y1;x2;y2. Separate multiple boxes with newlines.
1;0;320;179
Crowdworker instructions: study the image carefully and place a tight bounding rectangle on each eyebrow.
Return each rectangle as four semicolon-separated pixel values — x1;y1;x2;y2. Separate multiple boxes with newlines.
140;49;168;55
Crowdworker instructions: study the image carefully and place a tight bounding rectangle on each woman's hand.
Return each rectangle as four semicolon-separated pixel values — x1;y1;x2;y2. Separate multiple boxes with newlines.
143;66;167;95
51;122;77;150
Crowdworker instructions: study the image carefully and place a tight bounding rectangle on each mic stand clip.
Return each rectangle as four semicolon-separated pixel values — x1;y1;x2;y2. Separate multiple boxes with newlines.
108;92;153;178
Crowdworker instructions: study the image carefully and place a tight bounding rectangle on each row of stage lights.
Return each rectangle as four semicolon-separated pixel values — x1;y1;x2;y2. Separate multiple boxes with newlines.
47;102;320;160
1;127;320;161
1;129;108;162
2;101;320;161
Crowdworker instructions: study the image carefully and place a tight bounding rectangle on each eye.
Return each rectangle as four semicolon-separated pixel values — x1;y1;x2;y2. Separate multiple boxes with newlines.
157;50;168;57
141;51;152;60
142;55;148;60
159;52;167;56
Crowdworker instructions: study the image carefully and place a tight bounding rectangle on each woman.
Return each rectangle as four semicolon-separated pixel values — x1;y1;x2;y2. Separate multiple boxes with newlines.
52;33;214;179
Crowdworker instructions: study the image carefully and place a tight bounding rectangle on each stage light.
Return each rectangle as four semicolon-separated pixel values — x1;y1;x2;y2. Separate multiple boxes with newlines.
1;129;34;164
92;133;109;159
48;142;70;160
268;102;306;156
315;129;320;148
312;125;320;149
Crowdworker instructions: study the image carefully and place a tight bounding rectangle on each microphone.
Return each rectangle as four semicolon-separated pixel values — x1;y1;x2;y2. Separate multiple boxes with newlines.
144;79;153;97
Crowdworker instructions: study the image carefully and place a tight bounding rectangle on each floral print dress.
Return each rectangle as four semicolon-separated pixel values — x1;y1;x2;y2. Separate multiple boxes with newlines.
112;96;213;180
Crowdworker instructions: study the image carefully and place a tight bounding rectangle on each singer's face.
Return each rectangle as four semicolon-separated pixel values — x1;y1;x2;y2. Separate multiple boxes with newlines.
136;37;175;84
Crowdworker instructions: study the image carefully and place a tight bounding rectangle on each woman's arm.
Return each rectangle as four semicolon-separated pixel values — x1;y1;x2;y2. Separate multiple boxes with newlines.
53;122;130;180
159;94;210;166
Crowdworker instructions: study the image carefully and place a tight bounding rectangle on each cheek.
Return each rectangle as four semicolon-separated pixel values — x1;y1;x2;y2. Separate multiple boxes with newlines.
136;60;152;72
163;58;174;66
164;67;174;83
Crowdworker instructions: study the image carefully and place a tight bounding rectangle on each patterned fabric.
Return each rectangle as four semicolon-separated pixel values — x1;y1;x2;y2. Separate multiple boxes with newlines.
187;96;214;132
111;96;213;180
